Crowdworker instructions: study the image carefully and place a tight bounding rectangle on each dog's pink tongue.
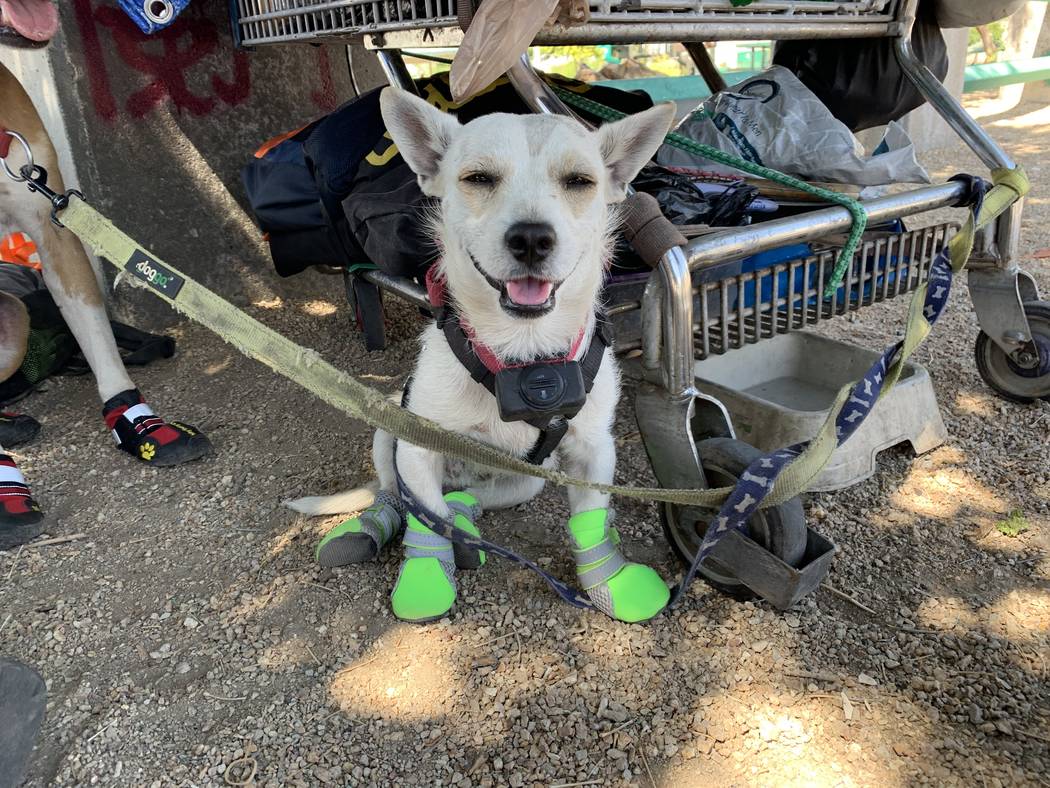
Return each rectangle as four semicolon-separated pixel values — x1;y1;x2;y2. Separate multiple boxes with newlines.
505;277;553;306
0;0;58;42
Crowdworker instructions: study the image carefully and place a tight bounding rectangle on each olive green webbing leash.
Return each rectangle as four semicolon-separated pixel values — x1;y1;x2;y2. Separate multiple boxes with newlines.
54;161;1026;511
2;122;1027;518
57;194;864;509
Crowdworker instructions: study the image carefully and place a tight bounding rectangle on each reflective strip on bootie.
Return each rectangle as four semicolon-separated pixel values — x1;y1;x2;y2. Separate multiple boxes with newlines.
358;489;403;546
315;489;403;567
402;527;456;564
568;509;669;623
392;515;458;623
576;538;628;592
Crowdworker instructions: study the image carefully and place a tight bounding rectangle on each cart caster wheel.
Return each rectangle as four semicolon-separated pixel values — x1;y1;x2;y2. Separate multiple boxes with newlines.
975;301;1050;403
660;437;807;601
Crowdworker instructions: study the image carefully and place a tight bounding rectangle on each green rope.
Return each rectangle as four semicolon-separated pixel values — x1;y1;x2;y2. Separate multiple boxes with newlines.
552;86;867;297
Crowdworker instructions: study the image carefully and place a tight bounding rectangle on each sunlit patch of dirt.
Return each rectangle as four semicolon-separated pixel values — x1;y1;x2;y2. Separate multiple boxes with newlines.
252;296;284;309
990;104;1050;130
257;634;315;671
916;589;1050;647
226;578;298;623
890;464;1008;520
952;391;997;419
328;625;457;721
302;299;338;317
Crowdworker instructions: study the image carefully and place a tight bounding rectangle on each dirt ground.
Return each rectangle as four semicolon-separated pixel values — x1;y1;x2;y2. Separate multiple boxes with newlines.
1;96;1048;788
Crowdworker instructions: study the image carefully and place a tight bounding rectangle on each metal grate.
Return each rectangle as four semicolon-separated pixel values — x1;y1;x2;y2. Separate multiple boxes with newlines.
694;222;956;359
589;0;896;21
232;0;899;47
234;0;458;46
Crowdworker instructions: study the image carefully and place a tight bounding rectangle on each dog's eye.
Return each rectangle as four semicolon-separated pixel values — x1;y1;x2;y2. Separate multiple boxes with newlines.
462;171;496;186
564;173;595;189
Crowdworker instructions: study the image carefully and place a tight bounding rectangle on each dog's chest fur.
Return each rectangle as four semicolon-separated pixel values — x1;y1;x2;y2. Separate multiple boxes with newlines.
405;322;618;473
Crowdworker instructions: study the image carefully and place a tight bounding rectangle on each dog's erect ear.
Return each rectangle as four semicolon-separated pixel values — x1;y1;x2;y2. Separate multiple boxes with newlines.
380;87;461;193
596;102;676;202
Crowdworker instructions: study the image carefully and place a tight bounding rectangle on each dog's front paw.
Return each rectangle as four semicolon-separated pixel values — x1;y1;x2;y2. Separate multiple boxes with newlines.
391;513;458;622
569;509;669;623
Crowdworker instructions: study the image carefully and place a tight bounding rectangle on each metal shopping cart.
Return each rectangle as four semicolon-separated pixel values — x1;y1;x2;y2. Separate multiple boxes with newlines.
229;0;1046;608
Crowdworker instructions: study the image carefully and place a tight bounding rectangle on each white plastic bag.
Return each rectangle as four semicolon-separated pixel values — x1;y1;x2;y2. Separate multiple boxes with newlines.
655;66;930;188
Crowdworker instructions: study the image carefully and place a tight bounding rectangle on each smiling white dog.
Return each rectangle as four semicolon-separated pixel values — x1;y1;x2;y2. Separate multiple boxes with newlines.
291;88;675;622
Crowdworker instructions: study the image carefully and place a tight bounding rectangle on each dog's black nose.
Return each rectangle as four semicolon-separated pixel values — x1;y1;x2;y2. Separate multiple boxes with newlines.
505;222;556;267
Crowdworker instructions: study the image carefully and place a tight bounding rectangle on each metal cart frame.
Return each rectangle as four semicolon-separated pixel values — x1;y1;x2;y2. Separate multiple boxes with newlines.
231;0;1043;603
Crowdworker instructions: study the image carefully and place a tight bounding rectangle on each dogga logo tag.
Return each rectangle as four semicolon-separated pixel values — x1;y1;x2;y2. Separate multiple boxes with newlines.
125;250;185;298
136;259;169;287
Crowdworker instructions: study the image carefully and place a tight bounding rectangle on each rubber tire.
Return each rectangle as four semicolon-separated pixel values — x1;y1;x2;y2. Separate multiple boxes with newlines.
974;301;1050;404
660;437;807;601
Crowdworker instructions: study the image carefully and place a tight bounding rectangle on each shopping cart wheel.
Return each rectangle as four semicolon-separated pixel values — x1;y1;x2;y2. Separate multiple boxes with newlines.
975;301;1050;403
660;437;807;601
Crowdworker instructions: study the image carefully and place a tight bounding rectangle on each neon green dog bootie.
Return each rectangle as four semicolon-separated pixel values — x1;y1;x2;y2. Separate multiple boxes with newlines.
315;490;404;567
391;491;484;622
568;509;669;623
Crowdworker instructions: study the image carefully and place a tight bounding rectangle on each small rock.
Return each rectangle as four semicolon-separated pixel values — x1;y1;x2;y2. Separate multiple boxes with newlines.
175;662;191;675
752;640;769;653
841;692;854;721
857;673;878;686
607;748;627;760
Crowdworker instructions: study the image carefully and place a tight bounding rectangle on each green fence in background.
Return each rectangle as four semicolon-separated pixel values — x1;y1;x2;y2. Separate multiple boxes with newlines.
596;56;1050;104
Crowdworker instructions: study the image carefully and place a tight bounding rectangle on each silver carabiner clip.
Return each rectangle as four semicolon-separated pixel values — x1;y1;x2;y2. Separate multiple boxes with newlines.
1;130;34;183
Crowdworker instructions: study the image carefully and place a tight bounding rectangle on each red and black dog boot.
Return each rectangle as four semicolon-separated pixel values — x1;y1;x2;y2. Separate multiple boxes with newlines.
0;455;43;549
0;413;41;448
103;389;212;468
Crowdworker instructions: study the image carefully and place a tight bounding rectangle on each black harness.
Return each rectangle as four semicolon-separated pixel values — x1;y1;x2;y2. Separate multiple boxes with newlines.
432;301;612;466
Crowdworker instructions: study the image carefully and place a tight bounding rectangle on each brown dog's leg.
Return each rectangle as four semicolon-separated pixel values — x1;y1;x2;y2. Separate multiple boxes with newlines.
0;62;134;401
1;63;211;466
0;290;29;383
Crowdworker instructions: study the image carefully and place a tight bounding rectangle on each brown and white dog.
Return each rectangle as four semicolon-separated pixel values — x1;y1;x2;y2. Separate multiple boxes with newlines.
0;3;211;548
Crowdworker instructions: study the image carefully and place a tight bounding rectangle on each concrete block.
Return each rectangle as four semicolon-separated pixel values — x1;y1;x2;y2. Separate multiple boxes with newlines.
1;1;356;315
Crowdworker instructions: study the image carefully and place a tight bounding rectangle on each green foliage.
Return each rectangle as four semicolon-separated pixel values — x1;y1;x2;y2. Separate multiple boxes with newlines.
995;510;1029;538
969;22;1006;52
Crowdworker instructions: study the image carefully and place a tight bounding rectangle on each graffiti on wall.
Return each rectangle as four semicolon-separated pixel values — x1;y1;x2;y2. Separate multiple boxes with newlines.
71;0;335;121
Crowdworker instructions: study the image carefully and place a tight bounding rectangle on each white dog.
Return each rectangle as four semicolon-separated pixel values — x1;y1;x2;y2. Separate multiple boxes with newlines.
291;88;675;623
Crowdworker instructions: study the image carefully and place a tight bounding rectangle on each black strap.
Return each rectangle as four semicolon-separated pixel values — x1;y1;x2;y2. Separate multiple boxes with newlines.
441;313;496;393
523;418;568;465
580;313;613;395
437;308;612;466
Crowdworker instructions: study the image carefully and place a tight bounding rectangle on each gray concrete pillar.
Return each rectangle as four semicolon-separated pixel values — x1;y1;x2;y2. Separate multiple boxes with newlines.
348;43;389;96
1;1;354;308
896;27;970;153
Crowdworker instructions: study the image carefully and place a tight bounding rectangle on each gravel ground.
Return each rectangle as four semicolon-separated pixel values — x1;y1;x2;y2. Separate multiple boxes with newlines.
1;96;1048;788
